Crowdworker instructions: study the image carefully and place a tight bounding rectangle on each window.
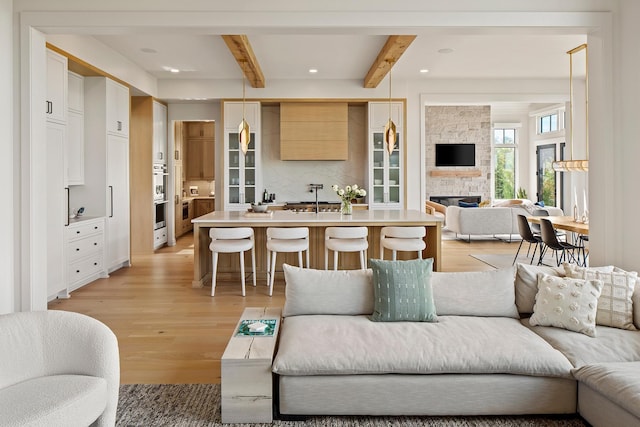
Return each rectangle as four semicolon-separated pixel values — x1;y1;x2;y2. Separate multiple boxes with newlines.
493;128;517;199
540;113;559;133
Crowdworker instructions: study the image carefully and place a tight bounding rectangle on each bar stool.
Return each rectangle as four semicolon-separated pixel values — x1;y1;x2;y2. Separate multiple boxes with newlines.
266;227;309;296
379;226;426;260
325;226;368;270
209;227;256;297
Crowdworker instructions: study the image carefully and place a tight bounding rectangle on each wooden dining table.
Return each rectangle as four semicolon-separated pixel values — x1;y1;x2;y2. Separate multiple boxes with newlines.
527;215;589;235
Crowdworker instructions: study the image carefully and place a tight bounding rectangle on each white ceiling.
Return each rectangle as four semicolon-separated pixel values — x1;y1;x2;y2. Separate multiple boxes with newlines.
94;32;588;83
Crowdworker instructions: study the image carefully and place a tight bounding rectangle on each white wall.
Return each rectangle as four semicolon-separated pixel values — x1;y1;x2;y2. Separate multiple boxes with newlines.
1;0;13;313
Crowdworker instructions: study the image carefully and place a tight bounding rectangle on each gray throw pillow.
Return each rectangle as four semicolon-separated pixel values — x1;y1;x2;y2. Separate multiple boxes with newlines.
369;258;437;322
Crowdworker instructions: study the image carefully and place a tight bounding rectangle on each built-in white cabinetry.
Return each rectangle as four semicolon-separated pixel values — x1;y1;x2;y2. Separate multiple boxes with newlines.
106;78;130;137
223;101;261;211
46;49;67;124
66;217;107;292
77;76;131;273
152;101;168;164
46;121;69;299
67;71;85;185
367;102;404;209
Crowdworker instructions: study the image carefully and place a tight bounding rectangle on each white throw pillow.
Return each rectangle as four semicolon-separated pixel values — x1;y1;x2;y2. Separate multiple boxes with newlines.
530;274;604;337
282;264;373;317
564;264;637;331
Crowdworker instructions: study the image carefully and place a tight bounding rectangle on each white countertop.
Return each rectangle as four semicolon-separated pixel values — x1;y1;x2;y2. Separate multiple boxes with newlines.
192;209;442;226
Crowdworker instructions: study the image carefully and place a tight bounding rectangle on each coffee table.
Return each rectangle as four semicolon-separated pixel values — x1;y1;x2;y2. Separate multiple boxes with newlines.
221;306;281;423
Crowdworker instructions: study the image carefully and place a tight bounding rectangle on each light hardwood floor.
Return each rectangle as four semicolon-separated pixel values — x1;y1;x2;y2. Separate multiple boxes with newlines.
48;231;519;384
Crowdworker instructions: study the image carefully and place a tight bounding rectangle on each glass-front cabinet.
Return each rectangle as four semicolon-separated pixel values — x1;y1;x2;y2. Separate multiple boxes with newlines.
368;101;404;209
223;101;261;211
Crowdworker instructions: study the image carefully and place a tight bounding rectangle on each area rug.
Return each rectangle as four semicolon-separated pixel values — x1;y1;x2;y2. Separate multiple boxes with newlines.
117;384;588;426
470;252;556;269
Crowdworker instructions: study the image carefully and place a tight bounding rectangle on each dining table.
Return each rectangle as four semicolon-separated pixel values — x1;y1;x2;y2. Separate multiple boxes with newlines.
527;215;589;235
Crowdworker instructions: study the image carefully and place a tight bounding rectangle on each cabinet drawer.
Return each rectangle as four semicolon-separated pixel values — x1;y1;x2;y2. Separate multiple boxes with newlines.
68;235;104;262
69;220;104;240
68;254;103;283
154;228;168;249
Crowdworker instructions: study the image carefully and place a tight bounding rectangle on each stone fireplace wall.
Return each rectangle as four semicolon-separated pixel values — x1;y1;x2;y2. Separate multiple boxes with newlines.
425;105;492;203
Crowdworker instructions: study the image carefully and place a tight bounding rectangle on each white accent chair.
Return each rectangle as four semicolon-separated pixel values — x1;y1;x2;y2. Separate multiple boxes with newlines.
209;227;256;296
0;310;120;427
379;226;426;260
266;227;310;296
324;226;368;270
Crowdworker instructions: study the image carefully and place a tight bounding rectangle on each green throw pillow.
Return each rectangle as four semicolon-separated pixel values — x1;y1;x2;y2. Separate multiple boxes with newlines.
369;258;437;322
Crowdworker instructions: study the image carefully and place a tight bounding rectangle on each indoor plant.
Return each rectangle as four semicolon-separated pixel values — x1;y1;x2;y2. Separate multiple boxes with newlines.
331;184;366;215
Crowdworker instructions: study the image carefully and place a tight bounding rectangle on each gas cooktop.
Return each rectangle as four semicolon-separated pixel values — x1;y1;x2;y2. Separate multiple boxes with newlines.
284;201;341;212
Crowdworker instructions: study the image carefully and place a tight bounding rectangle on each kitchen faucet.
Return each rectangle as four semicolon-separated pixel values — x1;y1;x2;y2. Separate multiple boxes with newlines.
308;184;323;213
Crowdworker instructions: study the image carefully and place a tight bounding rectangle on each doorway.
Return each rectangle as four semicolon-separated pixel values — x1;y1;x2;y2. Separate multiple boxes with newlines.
536;144;557;206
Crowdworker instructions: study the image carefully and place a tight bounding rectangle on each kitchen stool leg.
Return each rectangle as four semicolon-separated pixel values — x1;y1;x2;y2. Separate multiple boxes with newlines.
211;252;218;297
251;246;256;288
239;251;246;297
269;252;277;296
334;251;339;270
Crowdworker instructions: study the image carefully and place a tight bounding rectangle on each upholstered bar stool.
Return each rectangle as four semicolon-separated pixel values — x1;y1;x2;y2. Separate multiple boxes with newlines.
324;226;369;270
209;227;256;297
266;227;309;296
379;226;427;260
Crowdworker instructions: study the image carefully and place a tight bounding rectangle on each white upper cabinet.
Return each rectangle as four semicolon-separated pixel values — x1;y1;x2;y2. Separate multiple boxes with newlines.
152;101;167;164
46;49;68;124
67;71;84;114
106;79;130;137
367;101;404;210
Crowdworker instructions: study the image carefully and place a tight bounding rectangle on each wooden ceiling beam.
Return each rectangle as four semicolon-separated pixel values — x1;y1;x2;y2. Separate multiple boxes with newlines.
221;35;266;88
363;35;417;89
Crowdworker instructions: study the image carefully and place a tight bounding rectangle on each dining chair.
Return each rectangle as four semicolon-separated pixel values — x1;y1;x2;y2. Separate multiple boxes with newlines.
513;214;543;265
539;218;582;266
531;209;566;241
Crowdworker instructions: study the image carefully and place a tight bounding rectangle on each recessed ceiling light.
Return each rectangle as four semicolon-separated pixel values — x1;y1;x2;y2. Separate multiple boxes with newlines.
420;69;430;74
140;47;157;54
438;48;454;54
170;68;180;73
308;69;318;74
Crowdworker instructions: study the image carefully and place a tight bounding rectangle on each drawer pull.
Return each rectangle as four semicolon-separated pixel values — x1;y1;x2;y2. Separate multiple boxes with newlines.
94;242;98;246
94;262;98;266
94;226;98;230
76;270;80;273
76;231;80;234
76;248;80;251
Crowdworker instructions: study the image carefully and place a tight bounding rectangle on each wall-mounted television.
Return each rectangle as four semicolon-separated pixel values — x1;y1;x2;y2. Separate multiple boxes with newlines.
435;143;476;167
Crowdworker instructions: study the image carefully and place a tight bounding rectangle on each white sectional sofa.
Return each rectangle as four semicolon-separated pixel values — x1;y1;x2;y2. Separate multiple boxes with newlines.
272;262;640;426
446;203;563;241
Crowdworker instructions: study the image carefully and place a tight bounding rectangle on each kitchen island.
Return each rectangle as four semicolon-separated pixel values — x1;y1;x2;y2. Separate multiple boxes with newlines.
191;209;442;288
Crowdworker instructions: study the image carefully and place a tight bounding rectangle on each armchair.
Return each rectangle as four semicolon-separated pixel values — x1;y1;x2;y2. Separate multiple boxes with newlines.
0;310;120;426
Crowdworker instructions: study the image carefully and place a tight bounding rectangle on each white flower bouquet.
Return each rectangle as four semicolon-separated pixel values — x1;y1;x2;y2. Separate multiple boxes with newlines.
331;184;367;202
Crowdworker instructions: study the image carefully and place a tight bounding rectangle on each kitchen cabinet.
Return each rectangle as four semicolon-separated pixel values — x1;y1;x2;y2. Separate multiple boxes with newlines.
185;122;215;180
46;49;67;125
223;101;261;211
367;101;404;210
46;121;68;299
194;198;215;218
280;102;348;160
152;101;167;164
67;217;107;292
67;71;85;186
106;78;130;137
76;76;131;273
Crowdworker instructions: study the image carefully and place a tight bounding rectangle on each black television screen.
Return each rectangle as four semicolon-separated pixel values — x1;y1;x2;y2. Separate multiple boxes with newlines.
435;144;475;167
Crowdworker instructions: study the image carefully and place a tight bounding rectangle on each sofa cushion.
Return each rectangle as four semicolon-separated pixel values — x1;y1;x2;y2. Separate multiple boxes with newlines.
565;264;637;330
572;362;640;420
515;263;566;314
273;315;573;377
523;320;640;367
431;266;519;318
282;264;373;317
369;258;437;322
613;266;640;329
529;274;603;337
0;374;107;426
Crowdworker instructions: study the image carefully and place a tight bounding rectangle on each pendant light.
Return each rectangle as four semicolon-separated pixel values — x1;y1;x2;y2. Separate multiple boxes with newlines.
238;60;250;155
384;61;397;156
552;44;589;172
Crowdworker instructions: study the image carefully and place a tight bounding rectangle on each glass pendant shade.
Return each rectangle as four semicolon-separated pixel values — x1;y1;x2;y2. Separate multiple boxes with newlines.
239;119;250;155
